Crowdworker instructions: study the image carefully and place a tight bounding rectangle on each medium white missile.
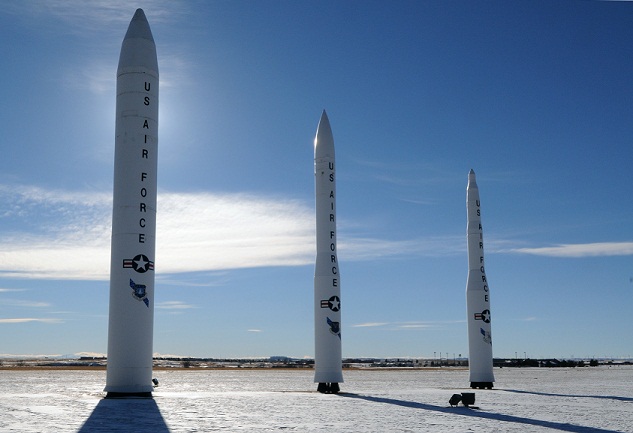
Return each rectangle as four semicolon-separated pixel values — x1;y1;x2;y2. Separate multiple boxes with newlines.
105;8;158;398
314;110;343;394
466;169;495;389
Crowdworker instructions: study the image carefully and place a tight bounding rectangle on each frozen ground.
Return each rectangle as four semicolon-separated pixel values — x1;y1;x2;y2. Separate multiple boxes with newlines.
0;366;631;432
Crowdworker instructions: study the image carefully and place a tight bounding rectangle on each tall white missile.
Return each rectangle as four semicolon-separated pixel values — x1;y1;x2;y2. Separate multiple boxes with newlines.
314;110;343;394
105;8;158;398
466;169;495;389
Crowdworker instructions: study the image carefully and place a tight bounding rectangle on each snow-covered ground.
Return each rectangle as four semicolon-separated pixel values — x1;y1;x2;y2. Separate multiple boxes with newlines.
0;366;631;432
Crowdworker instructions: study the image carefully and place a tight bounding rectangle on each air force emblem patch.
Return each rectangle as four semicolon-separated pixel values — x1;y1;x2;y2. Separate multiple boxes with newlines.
129;278;150;307
327;317;341;339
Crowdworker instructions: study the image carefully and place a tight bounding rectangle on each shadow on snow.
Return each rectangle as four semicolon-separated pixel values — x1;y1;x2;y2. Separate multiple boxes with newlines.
501;388;633;403
77;398;170;433
339;393;623;433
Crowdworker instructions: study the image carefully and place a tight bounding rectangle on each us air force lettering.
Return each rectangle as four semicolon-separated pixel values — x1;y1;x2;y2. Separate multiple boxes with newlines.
314;110;343;394
466;169;495;389
105;9;158;398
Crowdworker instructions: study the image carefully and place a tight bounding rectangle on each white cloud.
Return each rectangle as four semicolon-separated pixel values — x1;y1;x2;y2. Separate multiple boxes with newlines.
351;322;388;328
341;235;463;260
247;329;262;333
0;318;63;324
352;320;463;330
156;192;314;274
8;0;185;32
8;1;194;99
0;184;436;281
508;242;633;258
0;186;314;280
3;185;632;282
0;353;62;359
3;300;51;308
398;324;435;329
156;301;196;310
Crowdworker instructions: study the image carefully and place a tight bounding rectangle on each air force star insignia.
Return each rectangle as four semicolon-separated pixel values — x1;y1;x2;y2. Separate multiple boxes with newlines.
123;254;155;273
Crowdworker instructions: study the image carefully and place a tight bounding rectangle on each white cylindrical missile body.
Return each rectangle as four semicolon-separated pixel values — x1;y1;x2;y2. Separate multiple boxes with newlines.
466;169;495;389
105;8;159;398
314;110;343;392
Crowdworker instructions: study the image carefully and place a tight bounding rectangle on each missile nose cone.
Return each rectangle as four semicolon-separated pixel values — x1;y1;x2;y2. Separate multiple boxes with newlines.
124;9;155;42
315;110;334;158
118;8;158;74
468;169;477;187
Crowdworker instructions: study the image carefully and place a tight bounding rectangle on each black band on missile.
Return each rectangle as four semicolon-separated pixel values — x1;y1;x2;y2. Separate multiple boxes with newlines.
469;382;493;390
105;392;153;399
317;382;340;394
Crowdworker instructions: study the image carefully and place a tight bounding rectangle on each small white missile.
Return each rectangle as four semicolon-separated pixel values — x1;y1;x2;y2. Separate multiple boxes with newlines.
314;110;343;393
466;169;495;389
105;8;158;398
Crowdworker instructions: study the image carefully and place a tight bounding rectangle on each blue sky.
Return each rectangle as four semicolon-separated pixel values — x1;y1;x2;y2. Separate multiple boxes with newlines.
0;0;632;360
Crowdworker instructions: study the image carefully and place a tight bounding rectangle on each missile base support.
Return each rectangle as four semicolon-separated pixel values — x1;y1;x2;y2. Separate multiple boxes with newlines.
470;382;494;390
317;382;340;394
105;392;153;399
